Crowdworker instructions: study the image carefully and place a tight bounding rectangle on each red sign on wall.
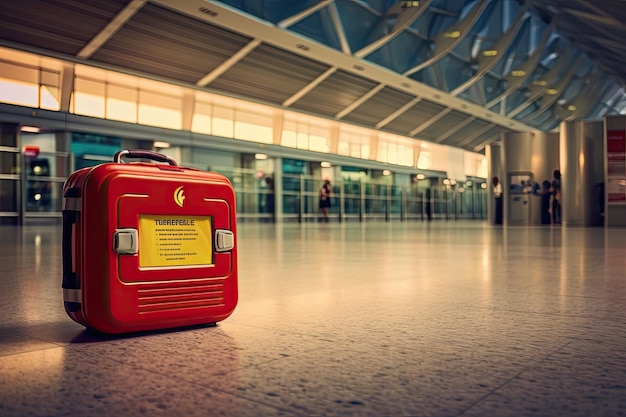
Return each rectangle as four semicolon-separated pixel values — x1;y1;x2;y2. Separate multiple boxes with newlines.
23;145;40;158
607;130;626;153
607;130;626;202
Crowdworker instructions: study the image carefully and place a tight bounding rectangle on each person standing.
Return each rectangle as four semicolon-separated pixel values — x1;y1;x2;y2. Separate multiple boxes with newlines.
492;176;503;225
551;169;561;224
540;180;552;225
319;179;332;222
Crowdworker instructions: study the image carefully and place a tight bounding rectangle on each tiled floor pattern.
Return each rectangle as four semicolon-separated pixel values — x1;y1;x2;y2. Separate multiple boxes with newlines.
1;222;625;416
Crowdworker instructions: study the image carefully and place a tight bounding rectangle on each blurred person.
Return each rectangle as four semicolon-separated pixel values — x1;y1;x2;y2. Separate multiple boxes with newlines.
541;180;552;225
319;179;332;222
492;176;503;225
551;169;561;224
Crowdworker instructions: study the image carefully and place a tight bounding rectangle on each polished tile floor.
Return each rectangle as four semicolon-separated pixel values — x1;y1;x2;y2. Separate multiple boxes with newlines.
1;221;626;417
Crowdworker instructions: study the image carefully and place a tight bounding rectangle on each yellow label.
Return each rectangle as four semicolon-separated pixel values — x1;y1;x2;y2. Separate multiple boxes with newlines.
139;215;212;268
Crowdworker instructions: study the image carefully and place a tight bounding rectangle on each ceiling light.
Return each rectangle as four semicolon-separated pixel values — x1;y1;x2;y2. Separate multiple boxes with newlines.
21;126;40;133
254;153;268;160
482;50;498;57
511;70;526;77
443;178;451;185
383;170;391;176
444;31;461;39
321;161;332;168
401;0;420;7
154;141;170;148
416;173;426;180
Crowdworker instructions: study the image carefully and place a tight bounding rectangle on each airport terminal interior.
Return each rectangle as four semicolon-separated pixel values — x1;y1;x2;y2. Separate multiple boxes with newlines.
2;0;626;416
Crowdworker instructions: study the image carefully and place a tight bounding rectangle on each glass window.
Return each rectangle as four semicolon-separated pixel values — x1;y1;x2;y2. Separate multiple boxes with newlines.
138;91;182;130
70;132;121;170
339;128;369;159
296;132;308;149
235;109;273;143
107;84;137;123
378;134;415;167
281;125;297;148
0;79;38;107
0;61;39;106
40;85;60;110
40;69;60;110
309;124;330;153
213;105;234;138
73;78;105;118
417;151;431;169
192;102;212;135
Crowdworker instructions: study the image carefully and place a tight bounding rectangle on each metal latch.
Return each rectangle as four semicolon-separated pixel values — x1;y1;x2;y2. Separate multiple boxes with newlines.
215;229;234;252
114;228;138;255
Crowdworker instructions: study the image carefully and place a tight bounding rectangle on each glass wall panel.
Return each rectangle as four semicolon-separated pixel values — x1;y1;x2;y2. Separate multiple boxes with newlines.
73;78;106;118
339;127;369;159
235;110;273;143
0;146;19;216
107;84;138;123
192;102;213;135
341;166;365;216
25;161;65;213
138;91;182;130
0;179;18;213
70;133;122;170
213;106;234;138
40;70;61;110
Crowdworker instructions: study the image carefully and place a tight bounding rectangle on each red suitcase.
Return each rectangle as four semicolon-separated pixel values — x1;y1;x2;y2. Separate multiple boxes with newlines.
62;150;238;334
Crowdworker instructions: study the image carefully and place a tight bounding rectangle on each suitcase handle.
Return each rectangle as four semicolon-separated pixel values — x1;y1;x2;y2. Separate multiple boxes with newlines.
114;149;178;166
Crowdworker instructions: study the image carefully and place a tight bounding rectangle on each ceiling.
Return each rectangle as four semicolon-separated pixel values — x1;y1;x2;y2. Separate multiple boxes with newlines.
1;0;625;154
525;0;626;84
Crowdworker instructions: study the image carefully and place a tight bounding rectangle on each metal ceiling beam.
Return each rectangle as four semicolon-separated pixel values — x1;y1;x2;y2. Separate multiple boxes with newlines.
282;67;337;107
277;0;332;29
436;117;476;144
569;0;615;21
77;0;146;59
196;39;261;87
561;6;621;27
403;0;489;77
506;49;577;118
562;75;612;121
335;84;385;119
520;55;584;123
410;108;451;136
354;0;431;58
152;0;536;136
486;24;553;109
375;96;422;129
451;5;528;97
472;132;501;153
329;1;351;55
455;123;496;148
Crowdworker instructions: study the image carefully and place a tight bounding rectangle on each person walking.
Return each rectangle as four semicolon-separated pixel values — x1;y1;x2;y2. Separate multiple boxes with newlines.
492;176;503;225
319;179;332;222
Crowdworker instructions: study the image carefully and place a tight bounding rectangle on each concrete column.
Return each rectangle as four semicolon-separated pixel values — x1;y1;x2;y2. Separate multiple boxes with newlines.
486;142;503;224
559;120;604;226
